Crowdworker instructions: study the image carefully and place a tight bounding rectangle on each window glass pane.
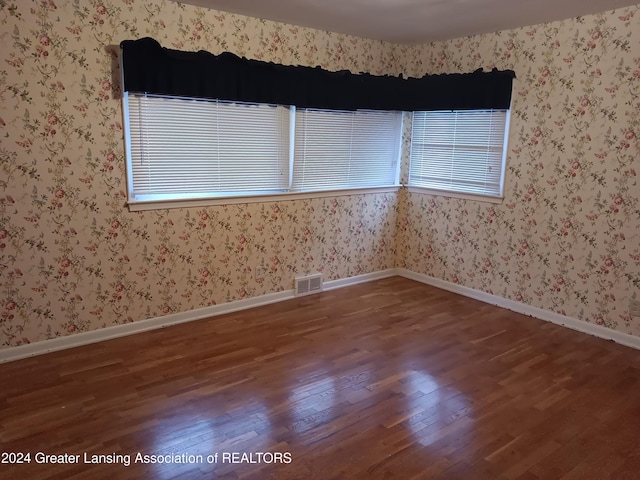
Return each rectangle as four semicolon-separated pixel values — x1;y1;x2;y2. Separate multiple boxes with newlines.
123;94;403;207
125;94;290;203
292;109;401;192
409;109;509;198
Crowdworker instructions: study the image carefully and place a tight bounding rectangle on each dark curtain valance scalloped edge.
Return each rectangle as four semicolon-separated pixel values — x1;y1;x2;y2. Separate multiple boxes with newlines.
120;37;515;111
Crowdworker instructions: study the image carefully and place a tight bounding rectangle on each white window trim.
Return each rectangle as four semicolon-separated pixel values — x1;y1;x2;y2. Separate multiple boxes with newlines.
127;185;401;211
405;185;504;204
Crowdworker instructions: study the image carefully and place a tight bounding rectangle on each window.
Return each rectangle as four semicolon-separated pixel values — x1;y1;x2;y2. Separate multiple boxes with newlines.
408;109;510;201
124;94;291;204
123;93;401;210
292;109;401;192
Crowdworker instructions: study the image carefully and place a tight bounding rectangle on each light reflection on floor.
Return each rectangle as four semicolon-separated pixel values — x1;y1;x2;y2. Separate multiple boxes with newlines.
403;369;474;449
287;369;338;433
148;401;273;479
144;367;475;478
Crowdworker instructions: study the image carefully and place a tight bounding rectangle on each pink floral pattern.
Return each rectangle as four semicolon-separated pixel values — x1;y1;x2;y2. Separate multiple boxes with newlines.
0;0;398;348
0;1;638;350
397;7;640;335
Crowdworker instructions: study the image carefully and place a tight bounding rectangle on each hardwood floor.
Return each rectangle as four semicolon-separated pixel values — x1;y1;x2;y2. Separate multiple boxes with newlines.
1;277;639;479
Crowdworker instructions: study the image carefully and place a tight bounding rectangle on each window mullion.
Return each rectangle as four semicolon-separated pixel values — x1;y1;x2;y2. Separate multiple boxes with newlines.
288;106;296;191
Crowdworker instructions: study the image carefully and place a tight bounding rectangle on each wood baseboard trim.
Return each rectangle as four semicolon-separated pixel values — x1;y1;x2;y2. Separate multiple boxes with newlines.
397;269;640;351
0;269;398;364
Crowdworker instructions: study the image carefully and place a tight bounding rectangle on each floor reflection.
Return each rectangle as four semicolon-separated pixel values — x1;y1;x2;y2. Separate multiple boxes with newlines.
287;368;337;433
402;370;474;448
147;400;273;479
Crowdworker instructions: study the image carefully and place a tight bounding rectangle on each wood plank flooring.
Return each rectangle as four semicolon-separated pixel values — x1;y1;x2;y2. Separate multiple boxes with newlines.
1;277;639;479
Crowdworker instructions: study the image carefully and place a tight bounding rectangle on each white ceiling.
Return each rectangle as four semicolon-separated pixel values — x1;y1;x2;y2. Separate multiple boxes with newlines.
178;0;637;43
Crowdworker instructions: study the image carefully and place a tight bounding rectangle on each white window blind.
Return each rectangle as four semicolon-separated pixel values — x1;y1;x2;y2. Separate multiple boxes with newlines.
409;109;509;198
124;93;290;203
292;109;401;192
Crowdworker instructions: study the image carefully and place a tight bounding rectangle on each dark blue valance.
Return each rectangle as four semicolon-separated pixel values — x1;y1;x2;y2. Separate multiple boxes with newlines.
120;37;515;111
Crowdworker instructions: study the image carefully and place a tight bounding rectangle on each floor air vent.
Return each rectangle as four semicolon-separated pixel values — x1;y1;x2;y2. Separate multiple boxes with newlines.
295;273;324;297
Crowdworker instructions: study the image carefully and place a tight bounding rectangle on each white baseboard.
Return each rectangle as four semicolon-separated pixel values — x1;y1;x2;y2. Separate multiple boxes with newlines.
0;289;295;364
0;269;398;364
2;267;638;363
323;268;398;291
397;268;640;351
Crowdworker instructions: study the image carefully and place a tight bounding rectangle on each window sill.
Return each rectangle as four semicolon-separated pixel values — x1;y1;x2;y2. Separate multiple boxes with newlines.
127;185;402;211
406;186;504;204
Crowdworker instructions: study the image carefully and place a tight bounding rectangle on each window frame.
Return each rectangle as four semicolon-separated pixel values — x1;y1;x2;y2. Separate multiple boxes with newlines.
407;108;512;204
122;93;403;211
122;98;513;211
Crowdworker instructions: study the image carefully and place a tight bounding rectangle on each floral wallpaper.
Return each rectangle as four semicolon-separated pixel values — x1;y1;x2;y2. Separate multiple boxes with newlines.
396;6;640;336
1;0;639;352
0;0;399;348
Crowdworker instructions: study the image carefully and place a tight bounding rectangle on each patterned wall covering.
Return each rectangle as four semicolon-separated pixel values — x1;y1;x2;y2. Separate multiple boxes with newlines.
396;6;640;336
0;0;399;348
1;0;638;351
